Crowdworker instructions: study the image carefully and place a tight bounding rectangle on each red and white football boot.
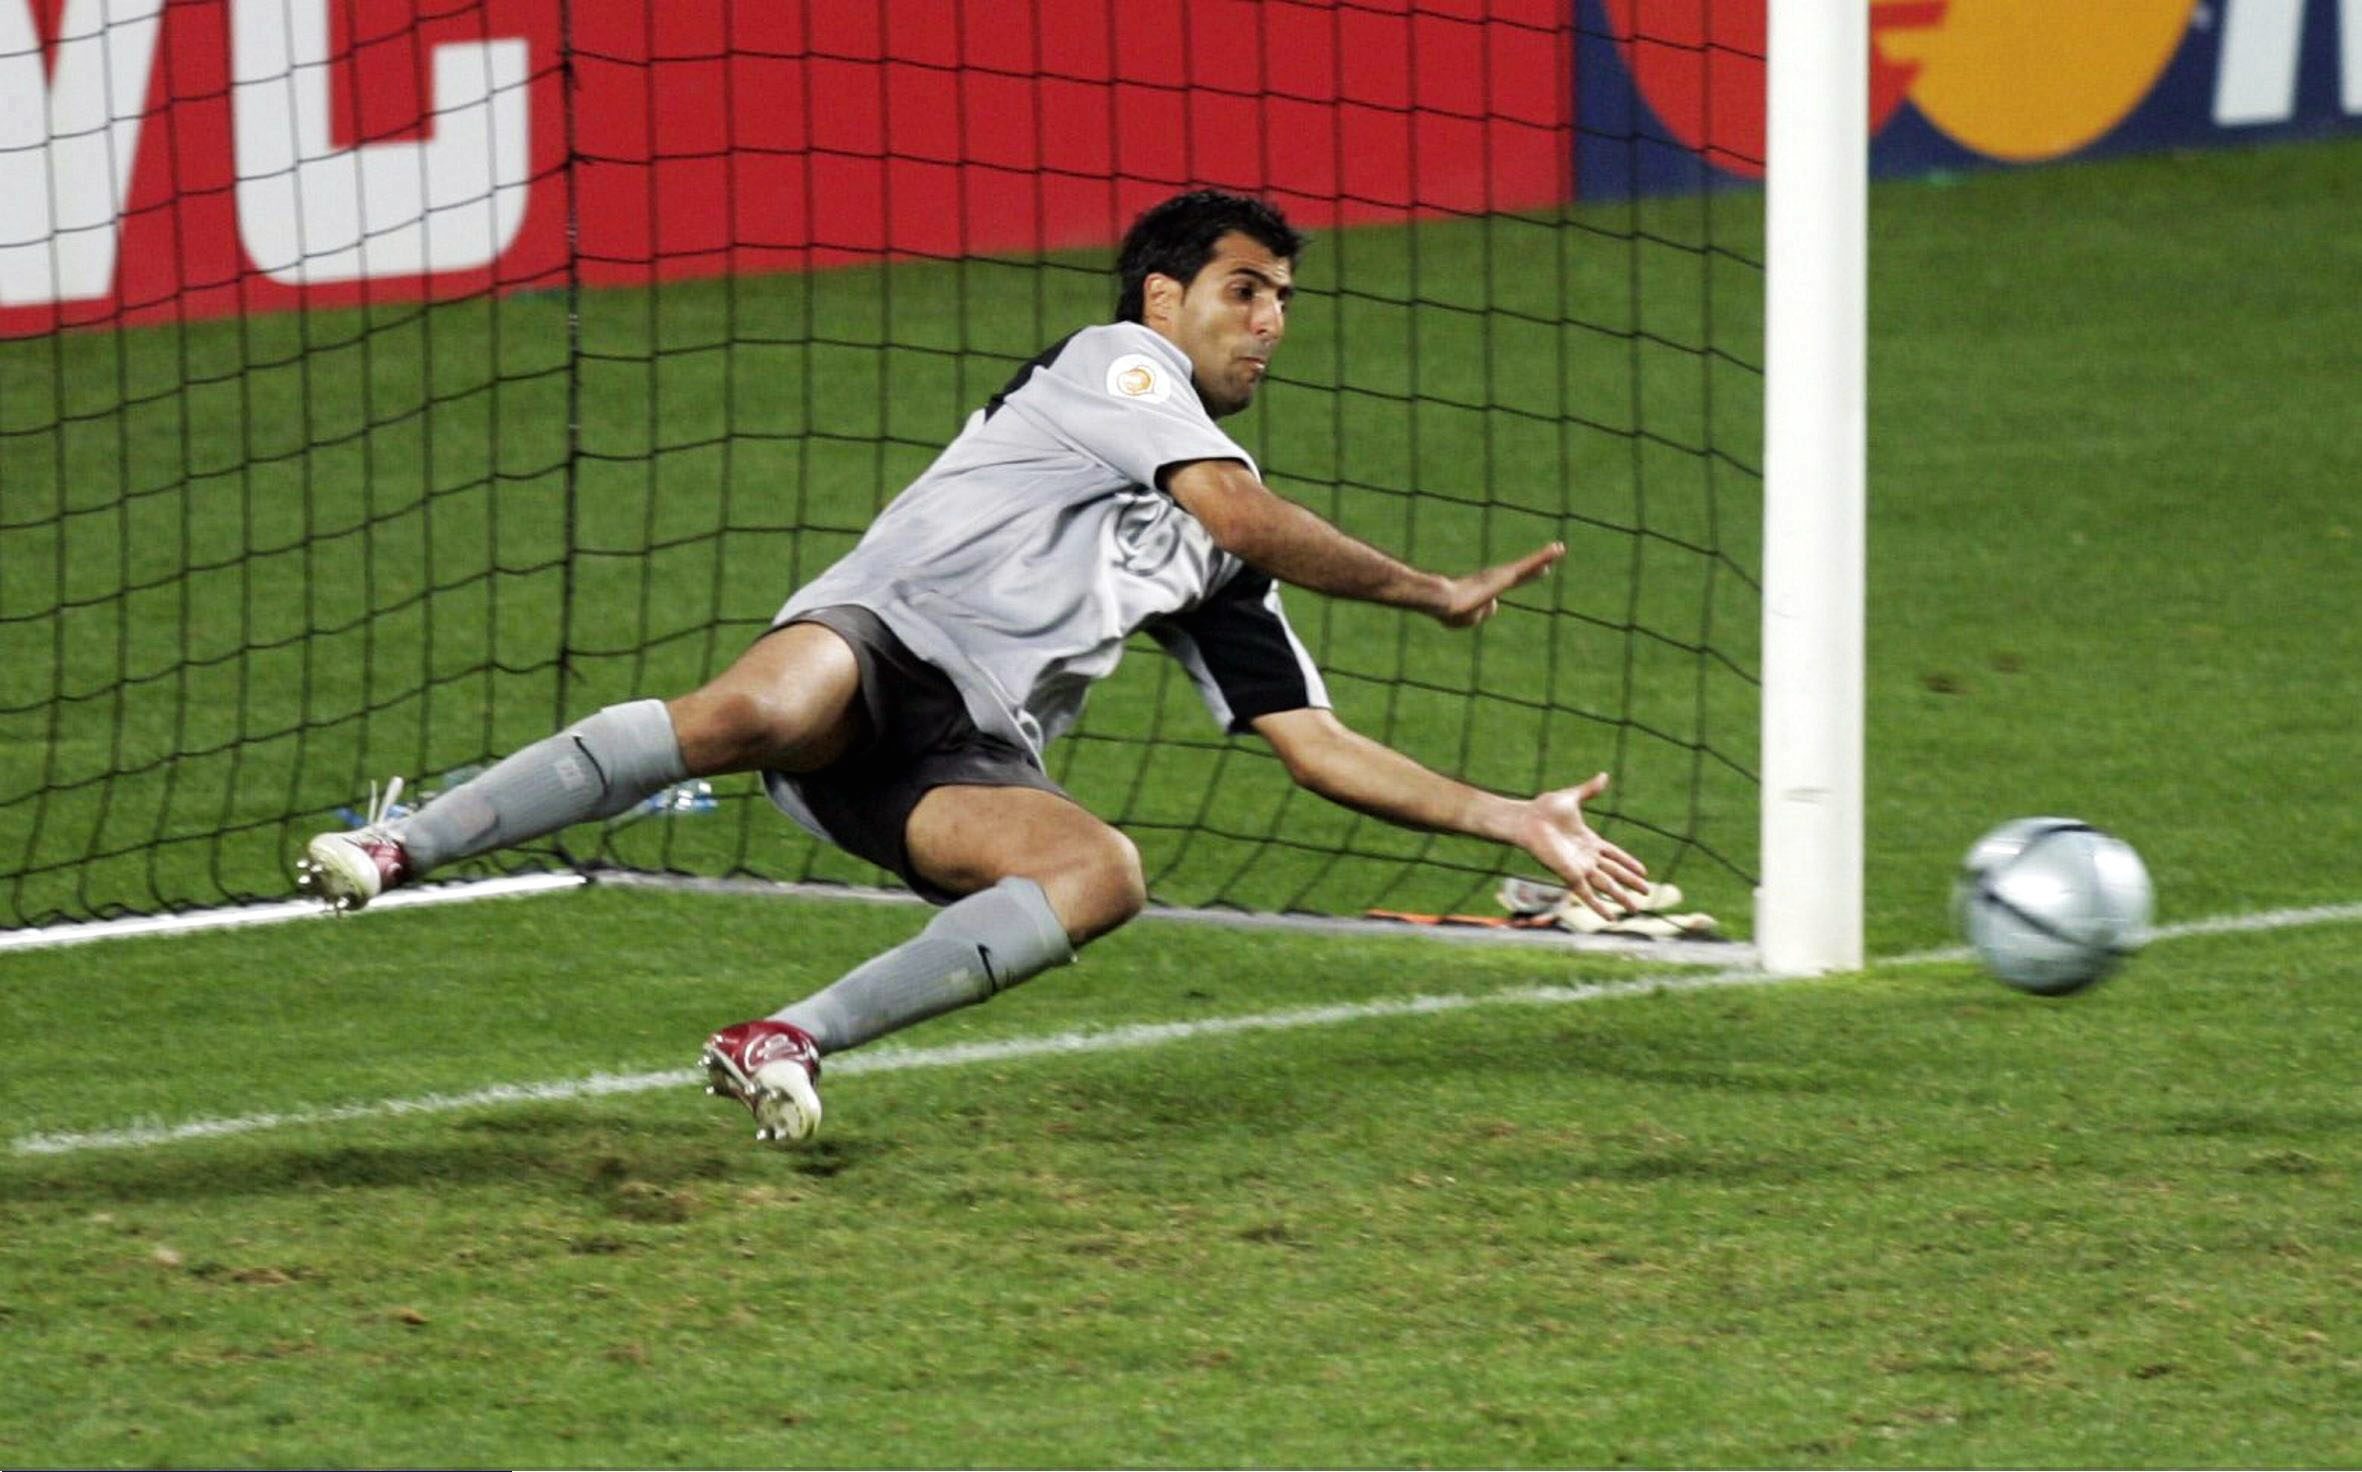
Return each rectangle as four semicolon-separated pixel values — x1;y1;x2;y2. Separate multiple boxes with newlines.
295;777;415;913
701;1019;824;1145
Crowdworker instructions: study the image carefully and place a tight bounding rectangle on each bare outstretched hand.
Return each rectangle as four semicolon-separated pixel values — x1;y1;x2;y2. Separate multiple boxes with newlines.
1433;542;1565;628
1516;771;1648;920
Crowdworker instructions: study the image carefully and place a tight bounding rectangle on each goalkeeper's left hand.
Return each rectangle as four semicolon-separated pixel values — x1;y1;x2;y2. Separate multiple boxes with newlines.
1514;772;1650;921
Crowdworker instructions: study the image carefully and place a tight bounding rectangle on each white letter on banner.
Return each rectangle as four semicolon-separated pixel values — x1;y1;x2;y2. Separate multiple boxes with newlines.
232;0;529;283
2215;0;2362;123
0;0;167;305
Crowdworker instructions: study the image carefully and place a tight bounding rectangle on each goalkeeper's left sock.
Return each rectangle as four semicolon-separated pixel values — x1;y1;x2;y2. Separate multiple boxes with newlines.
771;877;1074;1053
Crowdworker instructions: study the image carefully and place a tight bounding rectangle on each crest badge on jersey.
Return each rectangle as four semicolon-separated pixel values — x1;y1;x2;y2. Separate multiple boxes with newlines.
1105;353;1173;404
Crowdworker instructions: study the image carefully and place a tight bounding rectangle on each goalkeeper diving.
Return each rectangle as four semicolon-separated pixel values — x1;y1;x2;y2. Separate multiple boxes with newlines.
298;189;1649;1145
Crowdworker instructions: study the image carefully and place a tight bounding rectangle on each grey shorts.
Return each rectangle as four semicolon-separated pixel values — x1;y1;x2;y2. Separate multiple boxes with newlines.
775;604;1070;904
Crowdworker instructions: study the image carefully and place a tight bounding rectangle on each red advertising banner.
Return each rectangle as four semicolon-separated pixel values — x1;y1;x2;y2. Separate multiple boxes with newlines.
0;0;1572;337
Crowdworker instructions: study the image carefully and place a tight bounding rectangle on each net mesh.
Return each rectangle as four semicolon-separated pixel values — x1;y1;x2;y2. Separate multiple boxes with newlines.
0;0;1762;931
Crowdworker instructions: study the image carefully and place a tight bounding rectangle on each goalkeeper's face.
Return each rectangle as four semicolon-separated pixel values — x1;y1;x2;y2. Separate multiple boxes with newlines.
1155;232;1293;418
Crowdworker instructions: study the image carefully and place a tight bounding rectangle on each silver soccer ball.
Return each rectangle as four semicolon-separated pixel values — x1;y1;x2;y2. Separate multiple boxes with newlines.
1954;817;2154;995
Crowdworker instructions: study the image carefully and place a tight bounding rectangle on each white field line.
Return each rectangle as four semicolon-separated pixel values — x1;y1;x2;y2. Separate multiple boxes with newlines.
0;873;587;953
13;900;2360;1158
0;869;1752;968
590;871;1758;967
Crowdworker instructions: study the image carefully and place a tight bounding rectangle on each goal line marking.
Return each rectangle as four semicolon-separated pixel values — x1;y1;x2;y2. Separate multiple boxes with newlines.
12;900;2359;1158
0;869;1751;968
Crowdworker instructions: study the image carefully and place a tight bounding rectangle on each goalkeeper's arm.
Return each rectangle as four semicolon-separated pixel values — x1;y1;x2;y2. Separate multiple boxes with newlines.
1162;458;1564;629
1249;707;1648;920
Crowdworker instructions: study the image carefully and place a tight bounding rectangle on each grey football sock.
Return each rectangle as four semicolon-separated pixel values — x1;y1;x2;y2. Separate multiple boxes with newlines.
392;699;687;873
773;877;1075;1053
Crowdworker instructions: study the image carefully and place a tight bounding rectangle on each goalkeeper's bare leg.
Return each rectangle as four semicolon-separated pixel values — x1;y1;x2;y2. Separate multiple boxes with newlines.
297;623;867;910
294;616;1139;1145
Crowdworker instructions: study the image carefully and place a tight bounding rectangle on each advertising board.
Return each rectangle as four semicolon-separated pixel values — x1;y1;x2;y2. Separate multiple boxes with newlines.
3;0;2354;335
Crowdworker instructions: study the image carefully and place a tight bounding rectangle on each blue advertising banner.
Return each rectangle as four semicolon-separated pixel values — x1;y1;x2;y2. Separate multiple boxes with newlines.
1576;0;2362;198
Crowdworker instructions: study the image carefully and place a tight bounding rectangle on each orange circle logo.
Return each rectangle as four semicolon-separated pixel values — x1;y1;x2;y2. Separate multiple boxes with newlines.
1882;0;2193;162
1117;365;1156;396
1606;0;2195;171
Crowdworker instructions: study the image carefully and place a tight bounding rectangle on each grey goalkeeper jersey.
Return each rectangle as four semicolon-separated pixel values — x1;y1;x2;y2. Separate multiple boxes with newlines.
773;319;1330;764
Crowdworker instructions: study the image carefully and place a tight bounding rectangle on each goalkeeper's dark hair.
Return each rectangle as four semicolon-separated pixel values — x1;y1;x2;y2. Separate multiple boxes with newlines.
1114;190;1306;324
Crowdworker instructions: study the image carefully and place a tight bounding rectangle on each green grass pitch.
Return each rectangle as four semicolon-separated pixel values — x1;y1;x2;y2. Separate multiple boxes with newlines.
2;137;2358;1465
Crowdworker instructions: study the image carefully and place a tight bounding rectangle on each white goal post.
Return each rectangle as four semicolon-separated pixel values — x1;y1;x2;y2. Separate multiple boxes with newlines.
1760;0;1868;974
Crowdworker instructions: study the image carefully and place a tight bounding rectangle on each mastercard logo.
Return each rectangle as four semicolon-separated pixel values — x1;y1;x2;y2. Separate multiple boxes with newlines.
1605;0;2197;170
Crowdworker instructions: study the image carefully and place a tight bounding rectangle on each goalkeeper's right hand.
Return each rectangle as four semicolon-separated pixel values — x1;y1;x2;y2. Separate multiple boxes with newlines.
1433;541;1566;628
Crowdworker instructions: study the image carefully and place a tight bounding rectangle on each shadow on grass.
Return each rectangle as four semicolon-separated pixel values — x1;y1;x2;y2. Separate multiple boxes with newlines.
3;1106;888;1208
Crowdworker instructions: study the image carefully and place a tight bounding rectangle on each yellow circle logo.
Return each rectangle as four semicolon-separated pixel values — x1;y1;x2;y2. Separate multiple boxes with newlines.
1877;0;2194;162
1117;365;1155;396
1608;0;2196;170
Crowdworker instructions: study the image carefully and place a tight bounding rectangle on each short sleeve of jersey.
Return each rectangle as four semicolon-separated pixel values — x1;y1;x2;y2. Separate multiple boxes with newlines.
1005;325;1258;492
1147;567;1331;734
